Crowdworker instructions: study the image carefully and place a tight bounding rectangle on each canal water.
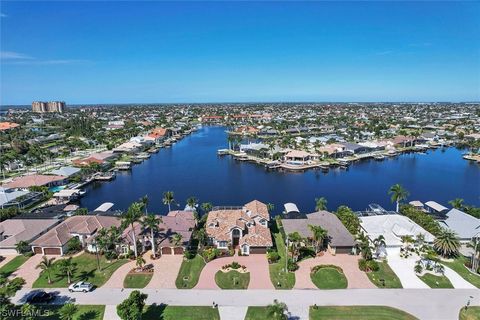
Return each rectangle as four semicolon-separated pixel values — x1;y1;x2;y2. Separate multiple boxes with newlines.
80;126;480;214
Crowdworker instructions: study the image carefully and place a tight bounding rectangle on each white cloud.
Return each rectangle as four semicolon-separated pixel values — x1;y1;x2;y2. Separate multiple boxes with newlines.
375;50;393;56
1;51;89;65
0;13;7;18
0;51;34;60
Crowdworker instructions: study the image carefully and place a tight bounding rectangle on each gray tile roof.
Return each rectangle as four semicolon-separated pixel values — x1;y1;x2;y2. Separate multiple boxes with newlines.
281;211;355;247
440;208;480;240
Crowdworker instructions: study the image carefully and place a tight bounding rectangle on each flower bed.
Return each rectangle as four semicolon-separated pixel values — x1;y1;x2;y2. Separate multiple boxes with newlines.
221;261;248;273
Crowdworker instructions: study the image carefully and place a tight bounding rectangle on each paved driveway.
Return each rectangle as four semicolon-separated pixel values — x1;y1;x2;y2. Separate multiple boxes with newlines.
102;259;137;288
295;252;375;289
195;254;274;289
145;254;183;289
442;265;476;289
387;254;429;288
11;254;54;288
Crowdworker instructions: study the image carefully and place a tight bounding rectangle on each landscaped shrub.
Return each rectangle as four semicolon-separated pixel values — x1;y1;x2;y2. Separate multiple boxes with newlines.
358;259;379;272
66;237;82;254
311;264;344;274
267;251;280;263
287;258;299;272
202;248;219;262
183;250;195;260
230;261;241;269
299;247;315;260
105;250;118;261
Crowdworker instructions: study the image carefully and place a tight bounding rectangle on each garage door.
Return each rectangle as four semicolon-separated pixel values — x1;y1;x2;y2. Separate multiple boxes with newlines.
173;247;184;255
249;247;267;254
161;247;172;255
43;247;61;255
33;247;43;254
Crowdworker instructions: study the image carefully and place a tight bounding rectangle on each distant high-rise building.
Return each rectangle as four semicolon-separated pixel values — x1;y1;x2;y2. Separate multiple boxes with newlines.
32;101;66;113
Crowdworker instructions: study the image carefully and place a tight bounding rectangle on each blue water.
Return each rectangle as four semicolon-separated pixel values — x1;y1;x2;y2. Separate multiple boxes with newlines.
80;126;480;214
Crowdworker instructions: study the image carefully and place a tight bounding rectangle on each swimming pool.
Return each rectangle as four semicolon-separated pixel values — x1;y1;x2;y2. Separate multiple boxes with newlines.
49;186;66;193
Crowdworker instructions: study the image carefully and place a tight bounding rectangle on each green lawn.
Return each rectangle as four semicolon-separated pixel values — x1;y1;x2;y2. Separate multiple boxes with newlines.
459;306;480;320
143;305;220;320
215;270;250;289
123;273;153;288
269;222;295;289
11;305;105;320
442;256;480;288
32;253;128;288
175;255;206;289
0;255;29;277
310;265;348;289
418;273;454;288
309;306;418;320
245;307;273;320
366;261;403;288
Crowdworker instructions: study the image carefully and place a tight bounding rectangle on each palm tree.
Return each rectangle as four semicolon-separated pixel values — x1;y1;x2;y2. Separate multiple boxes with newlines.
467;236;480;273
373;235;386;253
434;229;460;258
356;233;373;260
121;202;144;258
287;232;303;261
140;195;149;215
201;202;213;215
36;256;56;284
388;184;409;212
142;215;161;258
136;256;146;269
59;303;77;320
163;191;175;212
314;197;328;211
15;240;29;254
186;196;198;211
20;303;37;320
267;203;275;213
57;257;76;284
308;225;328;254
266;299;288;320
448;198;464;210
172;233;183;247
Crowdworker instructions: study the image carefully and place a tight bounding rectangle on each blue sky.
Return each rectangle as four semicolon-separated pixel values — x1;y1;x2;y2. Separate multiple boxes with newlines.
1;1;479;104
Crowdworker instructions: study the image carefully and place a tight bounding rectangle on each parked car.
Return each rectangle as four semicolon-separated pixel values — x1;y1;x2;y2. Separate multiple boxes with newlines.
68;281;94;293
25;290;55;304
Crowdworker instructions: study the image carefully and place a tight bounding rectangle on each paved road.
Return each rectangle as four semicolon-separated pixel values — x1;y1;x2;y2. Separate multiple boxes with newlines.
13;288;479;320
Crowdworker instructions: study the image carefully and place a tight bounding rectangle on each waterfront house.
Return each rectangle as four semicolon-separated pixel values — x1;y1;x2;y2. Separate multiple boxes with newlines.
72;151;117;167
392;135;416;148
0;219;60;255
30;215;121;255
122;210;196;256
341;142;372;155
206;200;272;255
284;150;312;165
359;214;435;256
281;211;356;254
439;208;480;242
2;174;66;189
49;166;81;179
148;127;171;143
0;187;43;209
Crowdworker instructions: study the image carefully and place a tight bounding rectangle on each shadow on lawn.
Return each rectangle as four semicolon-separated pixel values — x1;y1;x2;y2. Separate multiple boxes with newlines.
143;303;168;320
